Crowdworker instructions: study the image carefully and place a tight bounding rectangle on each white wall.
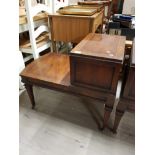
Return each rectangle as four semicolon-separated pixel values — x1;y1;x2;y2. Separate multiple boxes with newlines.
122;0;135;15
54;0;69;12
68;0;79;5
45;0;69;13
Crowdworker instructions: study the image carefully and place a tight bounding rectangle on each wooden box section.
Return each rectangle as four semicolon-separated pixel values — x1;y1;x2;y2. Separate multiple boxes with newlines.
70;33;126;93
48;9;104;43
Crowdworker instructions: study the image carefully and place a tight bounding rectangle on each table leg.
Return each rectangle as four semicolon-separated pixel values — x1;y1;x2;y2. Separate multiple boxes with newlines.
112;100;127;133
102;105;113;129
25;84;35;109
112;110;124;133
102;97;115;130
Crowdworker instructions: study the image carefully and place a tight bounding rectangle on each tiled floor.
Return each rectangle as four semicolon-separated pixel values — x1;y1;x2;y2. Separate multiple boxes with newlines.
19;86;135;155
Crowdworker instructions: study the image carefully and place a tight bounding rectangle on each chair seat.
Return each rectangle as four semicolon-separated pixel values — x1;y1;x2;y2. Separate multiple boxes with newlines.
20;32;50;49
19;12;48;25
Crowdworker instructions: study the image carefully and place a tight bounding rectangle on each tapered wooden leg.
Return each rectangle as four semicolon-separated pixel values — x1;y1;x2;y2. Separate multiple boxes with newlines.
112;100;127;133
112;110;124;133
102;96;115;130
25;84;35;109
102;105;113;129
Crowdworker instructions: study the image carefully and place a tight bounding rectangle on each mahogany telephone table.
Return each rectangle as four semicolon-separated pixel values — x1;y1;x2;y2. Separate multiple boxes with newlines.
20;33;126;130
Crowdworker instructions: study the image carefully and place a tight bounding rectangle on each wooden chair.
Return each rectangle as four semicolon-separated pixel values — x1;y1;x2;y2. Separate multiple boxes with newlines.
19;0;52;60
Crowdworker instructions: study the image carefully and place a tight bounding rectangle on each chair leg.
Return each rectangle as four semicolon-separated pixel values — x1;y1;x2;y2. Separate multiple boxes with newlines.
33;52;39;59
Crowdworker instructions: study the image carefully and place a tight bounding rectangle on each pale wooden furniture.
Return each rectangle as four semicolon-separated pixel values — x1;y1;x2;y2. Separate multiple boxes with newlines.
49;9;104;51
19;0;46;33
57;6;98;16
19;12;48;33
19;1;50;62
19;0;52;61
65;4;104;12
79;0;112;19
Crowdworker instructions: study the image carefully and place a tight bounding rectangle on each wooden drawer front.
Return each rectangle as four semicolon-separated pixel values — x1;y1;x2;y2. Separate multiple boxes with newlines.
51;17;90;43
123;67;135;100
70;56;121;93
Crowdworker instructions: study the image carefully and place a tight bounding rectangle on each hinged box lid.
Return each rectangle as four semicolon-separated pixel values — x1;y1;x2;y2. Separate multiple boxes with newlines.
70;33;126;63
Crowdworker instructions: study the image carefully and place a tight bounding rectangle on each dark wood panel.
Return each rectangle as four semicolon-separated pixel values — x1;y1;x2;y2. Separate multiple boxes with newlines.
70;55;121;93
70;33;125;94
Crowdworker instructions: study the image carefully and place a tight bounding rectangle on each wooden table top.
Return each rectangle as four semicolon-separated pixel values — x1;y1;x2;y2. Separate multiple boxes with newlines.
20;53;110;100
57;7;97;16
65;4;104;12
49;9;103;19
71;33;126;63
78;0;111;5
21;53;70;86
